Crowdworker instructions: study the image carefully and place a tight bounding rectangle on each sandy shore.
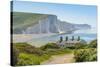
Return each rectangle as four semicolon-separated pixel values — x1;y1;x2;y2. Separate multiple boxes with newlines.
13;33;56;42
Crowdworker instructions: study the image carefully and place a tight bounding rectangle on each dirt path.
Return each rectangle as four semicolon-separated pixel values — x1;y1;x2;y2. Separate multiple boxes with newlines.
41;53;74;65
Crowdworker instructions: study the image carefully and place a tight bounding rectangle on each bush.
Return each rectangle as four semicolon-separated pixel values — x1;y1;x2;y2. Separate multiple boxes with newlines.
40;43;60;50
13;43;51;65
74;48;97;62
14;43;43;56
12;42;72;66
12;46;19;66
17;53;50;65
74;43;87;49
88;40;97;48
45;49;72;56
17;53;40;65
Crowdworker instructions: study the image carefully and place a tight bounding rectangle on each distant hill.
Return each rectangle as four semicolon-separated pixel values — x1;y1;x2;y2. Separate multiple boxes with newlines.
12;12;91;34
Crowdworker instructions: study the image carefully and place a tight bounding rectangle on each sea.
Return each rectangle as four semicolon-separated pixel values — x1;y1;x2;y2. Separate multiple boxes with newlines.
13;28;97;47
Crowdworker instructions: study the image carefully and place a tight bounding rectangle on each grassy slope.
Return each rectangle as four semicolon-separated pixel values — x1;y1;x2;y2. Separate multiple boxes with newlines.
13;43;72;65
12;12;48;32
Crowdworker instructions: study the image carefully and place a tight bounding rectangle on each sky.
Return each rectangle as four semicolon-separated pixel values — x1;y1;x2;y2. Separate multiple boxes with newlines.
12;1;97;28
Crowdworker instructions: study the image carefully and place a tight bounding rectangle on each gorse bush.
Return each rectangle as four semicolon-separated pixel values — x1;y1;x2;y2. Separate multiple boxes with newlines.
74;43;87;49
45;49;72;55
14;43;43;56
74;48;97;62
40;43;60;50
74;39;97;62
17;53;40;65
13;43;51;65
17;53;50;65
88;40;97;48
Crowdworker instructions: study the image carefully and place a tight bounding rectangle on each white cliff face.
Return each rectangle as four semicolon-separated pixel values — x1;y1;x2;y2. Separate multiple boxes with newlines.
13;13;91;34
56;20;75;33
22;23;40;34
48;15;58;33
22;15;59;34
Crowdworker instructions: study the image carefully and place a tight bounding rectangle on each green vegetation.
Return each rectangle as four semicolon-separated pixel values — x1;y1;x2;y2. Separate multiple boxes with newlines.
45;49;72;56
13;42;72;66
40;43;72;55
12;45;19;66
17;53;50;65
13;43;43;56
12;39;97;66
74;43;87;49
74;48;97;62
40;43;60;50
74;39;97;62
13;43;51;65
88;39;97;48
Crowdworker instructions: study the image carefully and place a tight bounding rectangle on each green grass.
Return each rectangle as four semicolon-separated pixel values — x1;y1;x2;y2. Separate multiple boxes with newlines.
13;43;72;66
12;39;97;66
45;49;73;56
17;53;50;65
16;49;72;66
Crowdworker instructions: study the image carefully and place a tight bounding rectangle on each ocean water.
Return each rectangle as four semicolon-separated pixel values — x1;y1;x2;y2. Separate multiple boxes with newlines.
28;29;97;47
13;28;97;47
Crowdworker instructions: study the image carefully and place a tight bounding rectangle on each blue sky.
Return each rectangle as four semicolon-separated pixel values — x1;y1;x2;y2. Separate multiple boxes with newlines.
12;1;97;28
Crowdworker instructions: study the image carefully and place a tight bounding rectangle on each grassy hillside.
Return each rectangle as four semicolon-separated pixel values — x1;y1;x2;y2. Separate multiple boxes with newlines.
12;43;72;65
12;39;97;66
12;12;48;33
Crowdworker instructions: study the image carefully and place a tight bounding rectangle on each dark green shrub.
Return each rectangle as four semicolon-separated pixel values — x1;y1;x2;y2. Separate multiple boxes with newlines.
12;46;19;66
74;48;97;62
89;39;97;48
14;43;43;56
45;49;72;55
17;53;40;65
40;43;60;50
17;53;50;66
74;43;87;49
